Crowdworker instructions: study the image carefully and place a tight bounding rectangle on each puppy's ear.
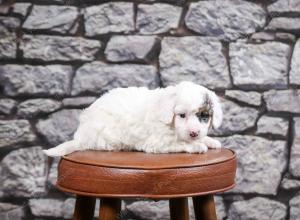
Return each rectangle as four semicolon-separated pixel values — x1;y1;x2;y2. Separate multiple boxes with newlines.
207;91;223;129
155;86;177;124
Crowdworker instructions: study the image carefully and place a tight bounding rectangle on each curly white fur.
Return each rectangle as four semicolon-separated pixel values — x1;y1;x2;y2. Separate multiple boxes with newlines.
44;81;223;157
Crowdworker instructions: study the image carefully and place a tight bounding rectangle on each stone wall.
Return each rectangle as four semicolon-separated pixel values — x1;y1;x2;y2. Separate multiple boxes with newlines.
0;0;300;219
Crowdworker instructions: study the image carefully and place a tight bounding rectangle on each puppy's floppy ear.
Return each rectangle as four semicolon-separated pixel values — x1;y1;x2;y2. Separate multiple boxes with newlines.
207;91;223;129
154;86;177;124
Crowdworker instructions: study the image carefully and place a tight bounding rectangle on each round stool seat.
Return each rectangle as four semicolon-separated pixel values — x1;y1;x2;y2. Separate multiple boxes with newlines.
57;148;236;199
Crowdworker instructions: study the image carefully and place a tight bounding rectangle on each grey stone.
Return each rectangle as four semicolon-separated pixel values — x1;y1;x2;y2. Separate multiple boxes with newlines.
62;198;76;219
0;203;25;220
36;109;81;146
230;41;290;89
281;178;300;190
290;39;300;85
264;90;300;113
160;37;230;89
17;99;62;118
0;65;73;96
23;5;78;34
290;117;300;177
256;116;289;137
72;61;158;95
0;6;10;14
266;17;300;34
290;194;300;220
212;99;259;136
0;99;17;115
84;2;134;36
251;32;296;44
268;0;300;14
185;0;266;40
62;97;97;108
0;146;47;198
225;90;261;106
228;197;287;220
30;199;64;218
13;3;31;16
0;120;36;148
20;35;101;61
126;197;225;220
219;135;287;195
105;35;157;62
47;158;59;187
137;3;182;34
0;17;20;59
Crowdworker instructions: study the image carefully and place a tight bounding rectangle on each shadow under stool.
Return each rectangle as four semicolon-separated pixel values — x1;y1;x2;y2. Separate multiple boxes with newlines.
56;148;236;220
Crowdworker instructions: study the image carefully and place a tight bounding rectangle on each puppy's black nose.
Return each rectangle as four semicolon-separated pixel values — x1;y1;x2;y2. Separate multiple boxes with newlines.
190;131;198;138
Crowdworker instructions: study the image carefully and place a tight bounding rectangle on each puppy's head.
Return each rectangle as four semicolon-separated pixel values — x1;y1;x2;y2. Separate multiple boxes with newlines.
157;81;223;142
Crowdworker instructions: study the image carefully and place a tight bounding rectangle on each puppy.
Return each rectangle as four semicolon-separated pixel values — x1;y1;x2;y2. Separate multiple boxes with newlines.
44;81;222;157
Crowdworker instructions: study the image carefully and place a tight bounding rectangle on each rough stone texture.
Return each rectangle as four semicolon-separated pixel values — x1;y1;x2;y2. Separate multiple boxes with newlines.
126;197;226;220
0;17;19;59
264;90;300;113
105;35;157;62
0;147;47;198
36;109;81;146
13;3;31;16
266;17;300;34
268;0;300;13
160;37;230;89
256;116;289;137
72;62;158;95
225;90;261;106
17;99;62;118
290;39;300;85
228;197;287;220
23;5;78;34
0;99;17;115
0;203;25;220
62;97;97;108
290;117;300;177
0;120;36;148
290;194;300;220
230;41;290;89
84;2;134;36
29;198;76;218
220;135;287;195
47;158;59;187
0;65;73;96
281;178;300;190
251;32;296;44
20;35;101;61
212;99;259;135
137;4;182;34
185;0;266;40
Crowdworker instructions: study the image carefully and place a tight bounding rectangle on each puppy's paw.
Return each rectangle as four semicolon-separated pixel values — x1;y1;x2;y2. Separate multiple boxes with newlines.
204;137;222;149
198;143;208;153
43;148;64;157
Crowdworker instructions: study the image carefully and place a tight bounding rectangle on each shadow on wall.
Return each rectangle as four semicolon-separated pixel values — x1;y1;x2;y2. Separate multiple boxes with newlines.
0;0;300;219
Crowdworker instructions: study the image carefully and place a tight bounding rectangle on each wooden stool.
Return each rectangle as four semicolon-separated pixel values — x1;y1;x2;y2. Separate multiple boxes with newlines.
56;148;236;220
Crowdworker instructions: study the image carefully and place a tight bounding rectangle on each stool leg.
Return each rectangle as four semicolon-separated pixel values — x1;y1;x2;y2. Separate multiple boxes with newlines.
73;195;96;220
169;198;189;220
192;195;217;220
99;198;121;220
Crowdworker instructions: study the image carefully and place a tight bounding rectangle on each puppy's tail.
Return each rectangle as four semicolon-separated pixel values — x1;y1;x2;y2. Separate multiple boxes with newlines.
43;140;80;157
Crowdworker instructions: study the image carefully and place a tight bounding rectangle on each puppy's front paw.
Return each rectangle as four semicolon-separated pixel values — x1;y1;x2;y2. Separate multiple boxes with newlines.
198;143;208;153
204;137;222;149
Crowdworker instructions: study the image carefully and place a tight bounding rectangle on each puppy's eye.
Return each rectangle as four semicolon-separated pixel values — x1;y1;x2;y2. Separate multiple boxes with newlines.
179;113;186;118
196;112;209;123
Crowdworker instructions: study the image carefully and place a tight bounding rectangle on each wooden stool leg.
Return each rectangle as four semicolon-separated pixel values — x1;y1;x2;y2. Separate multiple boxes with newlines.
73;195;96;220
193;195;217;220
99;198;121;220
169;198;189;220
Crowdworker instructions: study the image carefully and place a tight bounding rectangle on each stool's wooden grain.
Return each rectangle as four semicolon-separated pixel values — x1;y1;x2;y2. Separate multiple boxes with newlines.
193;195;217;220
73;195;96;220
99;198;121;220
55;149;236;220
169;198;189;220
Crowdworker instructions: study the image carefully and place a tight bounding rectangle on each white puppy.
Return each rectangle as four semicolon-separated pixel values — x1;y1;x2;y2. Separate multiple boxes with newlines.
44;81;222;157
